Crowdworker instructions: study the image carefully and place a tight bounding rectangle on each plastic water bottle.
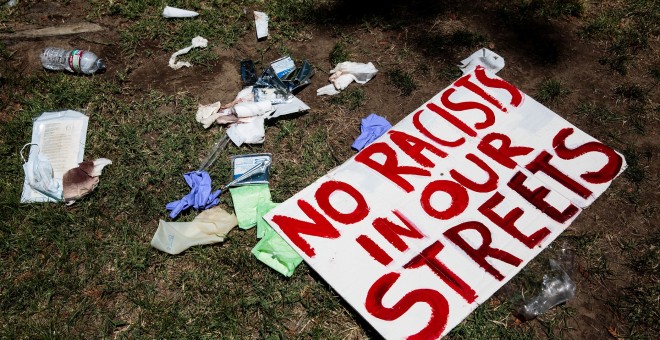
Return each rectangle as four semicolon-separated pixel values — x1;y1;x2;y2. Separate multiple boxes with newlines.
40;48;106;75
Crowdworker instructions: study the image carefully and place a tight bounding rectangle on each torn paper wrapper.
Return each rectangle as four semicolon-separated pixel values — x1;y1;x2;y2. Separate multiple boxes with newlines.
268;96;310;119
459;48;505;75
21;110;88;203
169;36;208;70
254;11;269;39
162;6;199;18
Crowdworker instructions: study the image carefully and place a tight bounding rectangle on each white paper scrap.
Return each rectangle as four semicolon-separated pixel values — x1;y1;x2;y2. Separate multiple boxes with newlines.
168;36;208;70
162;6;199;18
254;11;269;39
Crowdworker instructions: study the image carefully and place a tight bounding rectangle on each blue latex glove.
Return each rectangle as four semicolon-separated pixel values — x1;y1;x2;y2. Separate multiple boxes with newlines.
166;171;222;219
352;113;392;151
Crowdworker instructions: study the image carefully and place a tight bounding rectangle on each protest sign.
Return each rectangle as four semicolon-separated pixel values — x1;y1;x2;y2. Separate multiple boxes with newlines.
264;66;626;339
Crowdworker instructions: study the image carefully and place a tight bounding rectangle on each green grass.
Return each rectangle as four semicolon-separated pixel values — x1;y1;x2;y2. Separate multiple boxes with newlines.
387;68;417;96
329;41;349;67
536;78;571;105
582;0;660;74
329;87;365;111
0;0;658;338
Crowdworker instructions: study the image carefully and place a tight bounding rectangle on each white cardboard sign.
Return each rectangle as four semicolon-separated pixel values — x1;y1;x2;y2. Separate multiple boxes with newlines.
264;66;626;339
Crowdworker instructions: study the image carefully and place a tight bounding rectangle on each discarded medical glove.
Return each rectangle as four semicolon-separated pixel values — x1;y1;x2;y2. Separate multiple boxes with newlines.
169;36;208;70
352;114;392;151
256;201;279;239
252;228;303;277
228;184;271;229
166;171;221;219
62;158;112;204
151;206;238;255
317;61;378;96
458;48;505;75
21;145;63;202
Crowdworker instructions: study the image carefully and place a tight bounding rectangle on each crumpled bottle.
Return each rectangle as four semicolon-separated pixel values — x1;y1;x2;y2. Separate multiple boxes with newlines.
40;47;106;75
516;247;576;321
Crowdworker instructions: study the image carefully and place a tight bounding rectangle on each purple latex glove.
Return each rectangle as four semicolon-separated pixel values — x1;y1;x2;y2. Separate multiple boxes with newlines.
166;171;222;219
352;113;392;151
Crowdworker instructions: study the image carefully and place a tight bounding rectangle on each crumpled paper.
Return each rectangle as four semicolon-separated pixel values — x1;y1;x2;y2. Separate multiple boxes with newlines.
352;114;392;151
169;36;208;70
458;48;505;75
317;61;378;96
62;158;112;204
151;206;238;255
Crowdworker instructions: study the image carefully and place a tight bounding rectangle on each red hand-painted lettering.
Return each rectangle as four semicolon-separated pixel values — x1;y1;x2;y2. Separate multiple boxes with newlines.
389;130;448;167
404;241;478;303
270;199;340;257
355;142;430;193
478;191;551;248
421;180;469;220
450;153;499;193
315;180;369;225
365;272;449;340
444;221;522;281
553;127;624;184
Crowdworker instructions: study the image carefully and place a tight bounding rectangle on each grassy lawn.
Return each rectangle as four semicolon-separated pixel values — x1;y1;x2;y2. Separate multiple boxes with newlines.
1;0;658;338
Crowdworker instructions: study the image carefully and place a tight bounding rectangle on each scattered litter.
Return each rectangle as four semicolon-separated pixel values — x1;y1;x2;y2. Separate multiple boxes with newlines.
41;47;105;75
229;184;272;229
20;144;62;202
6;0;17;7
168;36;208;70
165;171;221;219
62;158;112;204
226;117;266;146
317;61;378;96
196;57;312;145
240;59;258;87
225;155;273;229
21;110;88;203
162;6;199;18
458;48;505;75
352;113;392;151
516;247;576;321
254;11;268;40
268;96;310;119
230;154;272;186
198;134;231;172
151;206;237;255
252;227;303;277
0;22;104;39
255;201;279;239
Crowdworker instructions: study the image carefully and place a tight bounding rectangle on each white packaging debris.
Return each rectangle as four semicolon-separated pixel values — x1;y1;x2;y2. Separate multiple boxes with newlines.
458;48;505;75
168;36;208;70
254;11;269;39
317;61;378;96
162;6;199;18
